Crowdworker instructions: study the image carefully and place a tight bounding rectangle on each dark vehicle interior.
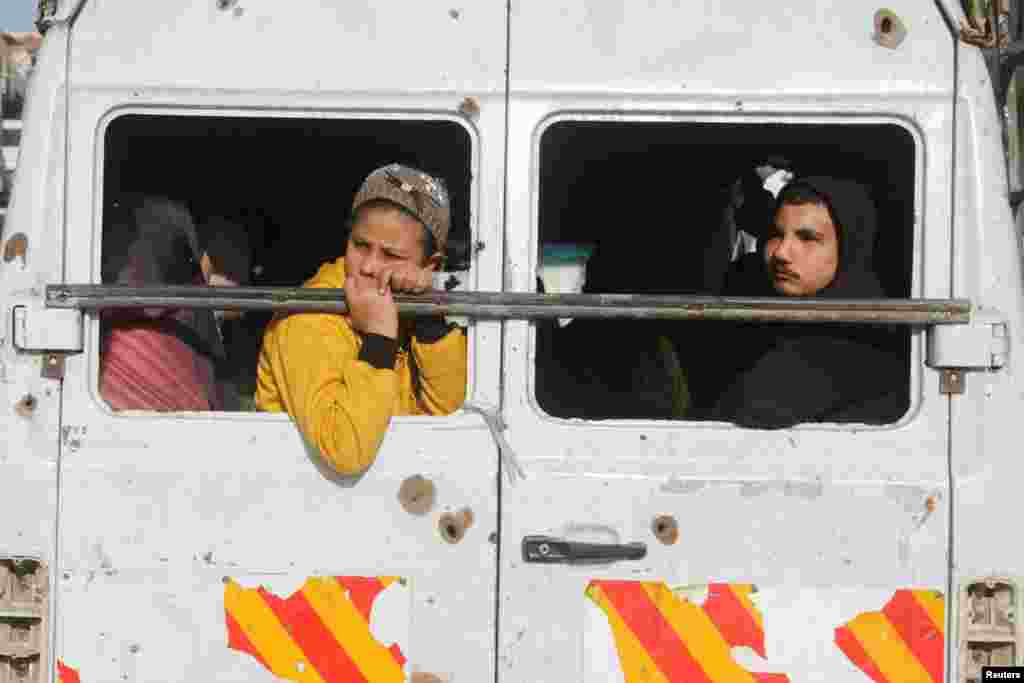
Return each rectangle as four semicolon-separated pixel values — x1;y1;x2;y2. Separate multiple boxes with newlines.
102;115;913;423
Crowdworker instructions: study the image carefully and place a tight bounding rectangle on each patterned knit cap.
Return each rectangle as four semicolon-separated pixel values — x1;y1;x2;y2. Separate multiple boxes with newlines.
352;163;451;254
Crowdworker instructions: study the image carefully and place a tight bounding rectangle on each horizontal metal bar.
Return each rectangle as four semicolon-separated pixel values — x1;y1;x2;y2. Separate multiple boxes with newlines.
45;284;972;324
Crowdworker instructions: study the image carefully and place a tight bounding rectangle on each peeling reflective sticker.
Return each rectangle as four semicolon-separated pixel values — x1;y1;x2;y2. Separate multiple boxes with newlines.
57;660;81;683
586;580;791;682
834;589;945;683
224;576;407;683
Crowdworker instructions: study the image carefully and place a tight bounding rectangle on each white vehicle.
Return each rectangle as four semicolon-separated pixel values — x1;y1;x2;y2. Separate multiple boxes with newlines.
2;1;1023;681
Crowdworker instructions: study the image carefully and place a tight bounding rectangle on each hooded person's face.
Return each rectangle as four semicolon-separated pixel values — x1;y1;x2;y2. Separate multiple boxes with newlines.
764;201;839;296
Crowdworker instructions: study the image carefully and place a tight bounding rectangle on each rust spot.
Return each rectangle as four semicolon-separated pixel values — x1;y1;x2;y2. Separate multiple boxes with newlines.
3;233;28;263
458;96;480;120
651;515;679;545
411;673;443;683
438;508;474;544
925;495;938;513
398;475;436;516
14;394;36;418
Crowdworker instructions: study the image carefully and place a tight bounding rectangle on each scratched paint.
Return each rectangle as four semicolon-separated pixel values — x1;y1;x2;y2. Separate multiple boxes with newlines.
224;576;407;683
57;660;82;683
834;589;945;683
586;580;791;682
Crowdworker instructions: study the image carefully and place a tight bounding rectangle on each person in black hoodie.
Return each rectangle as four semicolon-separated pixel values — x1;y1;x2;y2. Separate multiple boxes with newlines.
707;176;908;428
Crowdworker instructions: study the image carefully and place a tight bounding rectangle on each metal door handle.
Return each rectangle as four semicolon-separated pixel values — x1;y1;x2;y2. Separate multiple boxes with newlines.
521;535;647;564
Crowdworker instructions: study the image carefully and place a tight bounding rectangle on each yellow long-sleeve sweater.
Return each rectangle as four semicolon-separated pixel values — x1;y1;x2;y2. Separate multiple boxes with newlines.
255;258;467;475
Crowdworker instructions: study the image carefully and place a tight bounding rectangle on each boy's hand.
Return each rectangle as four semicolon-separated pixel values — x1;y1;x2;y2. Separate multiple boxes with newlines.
345;273;399;339
375;263;434;296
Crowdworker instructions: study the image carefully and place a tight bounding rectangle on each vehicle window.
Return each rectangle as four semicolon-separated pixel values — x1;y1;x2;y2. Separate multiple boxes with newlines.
534;121;914;427
100;114;472;413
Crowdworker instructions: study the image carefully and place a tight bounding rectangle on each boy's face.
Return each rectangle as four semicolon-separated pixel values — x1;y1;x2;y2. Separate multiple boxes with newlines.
764;201;839;296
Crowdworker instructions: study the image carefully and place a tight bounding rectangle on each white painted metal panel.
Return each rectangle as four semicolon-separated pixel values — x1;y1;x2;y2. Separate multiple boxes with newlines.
0;22;73;683
947;43;1024;682
500;2;954;681
508;0;951;97
68;0;505;96
56;2;508;681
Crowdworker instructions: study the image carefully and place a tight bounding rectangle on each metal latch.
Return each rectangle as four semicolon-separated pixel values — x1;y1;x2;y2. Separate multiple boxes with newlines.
926;310;1008;370
11;305;83;353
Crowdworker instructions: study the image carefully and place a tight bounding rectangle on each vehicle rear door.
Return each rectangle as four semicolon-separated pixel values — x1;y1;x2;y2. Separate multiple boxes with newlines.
499;2;955;681
55;2;507;681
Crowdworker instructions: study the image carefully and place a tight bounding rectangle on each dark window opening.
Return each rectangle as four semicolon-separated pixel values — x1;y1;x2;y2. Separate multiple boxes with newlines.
100;114;472;412
535;121;914;426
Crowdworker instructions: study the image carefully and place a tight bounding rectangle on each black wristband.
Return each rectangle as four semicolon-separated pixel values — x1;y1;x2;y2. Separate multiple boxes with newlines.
358;333;399;370
413;316;452;344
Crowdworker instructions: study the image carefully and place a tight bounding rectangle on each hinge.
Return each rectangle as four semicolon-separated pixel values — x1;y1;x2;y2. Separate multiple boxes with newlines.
928;310;1007;397
11;305;83;354
927;311;1008;371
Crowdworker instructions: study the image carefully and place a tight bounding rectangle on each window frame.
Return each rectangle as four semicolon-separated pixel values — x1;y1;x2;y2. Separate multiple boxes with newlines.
89;106;482;421
525;112;927;431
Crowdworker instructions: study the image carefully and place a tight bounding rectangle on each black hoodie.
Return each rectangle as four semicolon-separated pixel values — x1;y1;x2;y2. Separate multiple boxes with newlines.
707;176;908;428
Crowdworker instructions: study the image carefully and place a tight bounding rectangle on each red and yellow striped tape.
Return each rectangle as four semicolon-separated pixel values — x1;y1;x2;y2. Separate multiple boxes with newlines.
587;580;790;683
224;575;406;683
835;589;945;683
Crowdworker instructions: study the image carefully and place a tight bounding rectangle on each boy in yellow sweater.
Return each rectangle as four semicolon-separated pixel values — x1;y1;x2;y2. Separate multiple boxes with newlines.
256;164;467;475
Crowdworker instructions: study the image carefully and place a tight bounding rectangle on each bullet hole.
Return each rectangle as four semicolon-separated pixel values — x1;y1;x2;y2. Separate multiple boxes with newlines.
458;96;480;119
3;233;28;263
873;9;907;49
439;508;474;544
201;551;214;565
128;644;141;655
216;0;236;9
639;434;647;441
14;395;36;418
448;8;461;20
488;532;498;544
652;515;679;545
398;475;437;516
